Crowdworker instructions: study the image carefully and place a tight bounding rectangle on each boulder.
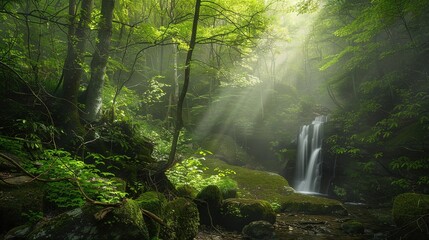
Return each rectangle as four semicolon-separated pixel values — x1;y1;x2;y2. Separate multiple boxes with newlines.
136;191;167;239
392;193;429;239
160;197;199;240
341;220;364;234
25;199;149;240
220;198;276;231
280;193;348;216
242;220;275;240
3;224;33;240
176;184;197;198
195;185;223;225
202;157;294;202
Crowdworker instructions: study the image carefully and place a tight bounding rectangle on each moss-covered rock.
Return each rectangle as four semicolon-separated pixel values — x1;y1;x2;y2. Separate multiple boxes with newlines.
202;157;294;203
176;184;197;198
160;197;199;240
242;220;275;240
26;199;149;240
136;191;167;239
195;185;223;225
280;193;348;216
341;220;364;234
220;198;276;231
0;183;44;234
392;193;429;239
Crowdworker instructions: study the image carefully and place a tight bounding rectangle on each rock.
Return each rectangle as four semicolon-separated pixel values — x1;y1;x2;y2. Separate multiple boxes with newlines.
0;183;44;234
202;157;294;202
176;184;197;198
4;224;33;240
222;187;238;199
392;193;429;239
242;221;275;240
136;191;167;239
341;220;364;234
26;199;149;240
280;193;348;216
220;198;276;231
160;197;199;240
195;185;223;225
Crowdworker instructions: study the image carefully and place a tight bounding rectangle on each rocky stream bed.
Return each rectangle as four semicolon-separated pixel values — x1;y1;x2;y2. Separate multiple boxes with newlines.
1;156;428;240
195;203;396;240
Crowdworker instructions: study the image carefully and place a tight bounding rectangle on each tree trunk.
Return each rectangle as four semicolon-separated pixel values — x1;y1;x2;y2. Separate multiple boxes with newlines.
165;0;202;170
165;44;179;127
84;0;115;122
61;0;93;132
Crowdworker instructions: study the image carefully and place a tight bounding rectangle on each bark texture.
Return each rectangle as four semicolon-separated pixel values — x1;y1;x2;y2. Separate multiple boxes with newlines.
84;0;115;122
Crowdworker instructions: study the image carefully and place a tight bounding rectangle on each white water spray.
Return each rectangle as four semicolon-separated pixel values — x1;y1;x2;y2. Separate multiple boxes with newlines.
295;116;327;193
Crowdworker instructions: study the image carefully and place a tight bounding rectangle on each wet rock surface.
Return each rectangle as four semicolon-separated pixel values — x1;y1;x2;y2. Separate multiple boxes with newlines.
195;204;396;240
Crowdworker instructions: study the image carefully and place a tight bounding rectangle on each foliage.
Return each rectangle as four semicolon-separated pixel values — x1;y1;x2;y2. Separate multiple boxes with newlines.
311;0;429;199
102;85;141;122
25;149;127;208
0;135;26;158
21;210;43;224
166;151;237;193
392;193;429;239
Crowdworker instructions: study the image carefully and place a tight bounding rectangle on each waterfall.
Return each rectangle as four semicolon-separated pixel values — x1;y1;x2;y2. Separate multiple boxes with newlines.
295;116;327;193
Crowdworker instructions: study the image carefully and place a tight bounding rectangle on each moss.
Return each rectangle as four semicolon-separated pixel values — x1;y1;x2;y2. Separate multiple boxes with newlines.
195;185;223;225
102;199;149;239
392;193;429;239
220;198;276;231
242;221;275;240
26;200;149;240
341;220;364;234
280;193;348;216
160;197;199;240
136;191;167;238
202;157;293;203
176;185;197;198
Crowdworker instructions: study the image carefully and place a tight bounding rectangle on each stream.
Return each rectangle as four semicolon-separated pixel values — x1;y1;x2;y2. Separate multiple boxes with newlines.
195;203;396;240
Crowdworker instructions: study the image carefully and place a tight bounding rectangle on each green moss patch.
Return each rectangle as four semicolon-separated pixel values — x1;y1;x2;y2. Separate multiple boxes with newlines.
25;200;149;240
136;191;167;238
341;220;364;234
202;157;293;203
220;198;276;231
160;197;199;240
195;185;223;225
201;158;348;216
280;193;348;216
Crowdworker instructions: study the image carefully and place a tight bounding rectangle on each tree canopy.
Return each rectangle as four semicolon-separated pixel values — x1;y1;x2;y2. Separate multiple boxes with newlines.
1;0;428;213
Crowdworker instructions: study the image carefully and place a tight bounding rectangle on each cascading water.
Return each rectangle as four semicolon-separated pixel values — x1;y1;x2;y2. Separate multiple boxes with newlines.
295;116;327;193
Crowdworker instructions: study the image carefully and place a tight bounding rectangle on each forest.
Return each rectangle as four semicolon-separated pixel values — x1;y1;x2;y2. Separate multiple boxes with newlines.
0;0;428;239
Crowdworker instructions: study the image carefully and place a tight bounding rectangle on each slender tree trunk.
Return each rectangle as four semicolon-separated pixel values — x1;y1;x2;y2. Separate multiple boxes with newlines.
173;44;179;103
61;0;93;132
84;0;115;122
165;0;201;170
165;44;179;126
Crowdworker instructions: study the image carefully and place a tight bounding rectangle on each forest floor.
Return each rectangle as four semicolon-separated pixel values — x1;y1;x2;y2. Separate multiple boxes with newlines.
195;204;396;240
